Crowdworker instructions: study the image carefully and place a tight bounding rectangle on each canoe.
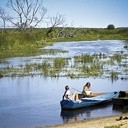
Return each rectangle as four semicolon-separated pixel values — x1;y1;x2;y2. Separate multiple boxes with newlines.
60;92;118;110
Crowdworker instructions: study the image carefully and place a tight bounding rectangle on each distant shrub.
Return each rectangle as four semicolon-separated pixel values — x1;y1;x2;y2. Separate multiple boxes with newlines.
107;24;115;30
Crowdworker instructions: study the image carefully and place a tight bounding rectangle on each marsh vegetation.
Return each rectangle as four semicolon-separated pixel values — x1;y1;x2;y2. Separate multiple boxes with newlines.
0;40;127;80
0;28;128;58
0;28;128;80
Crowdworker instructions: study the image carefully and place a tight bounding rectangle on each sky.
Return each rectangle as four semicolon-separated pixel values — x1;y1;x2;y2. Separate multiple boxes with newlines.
0;0;128;28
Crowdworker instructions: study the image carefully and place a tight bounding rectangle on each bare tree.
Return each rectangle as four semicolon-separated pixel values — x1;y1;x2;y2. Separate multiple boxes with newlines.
46;13;65;37
6;0;47;30
56;20;77;39
0;8;7;29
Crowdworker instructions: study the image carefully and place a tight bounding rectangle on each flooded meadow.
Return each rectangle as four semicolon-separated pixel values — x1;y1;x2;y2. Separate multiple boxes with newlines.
0;40;128;80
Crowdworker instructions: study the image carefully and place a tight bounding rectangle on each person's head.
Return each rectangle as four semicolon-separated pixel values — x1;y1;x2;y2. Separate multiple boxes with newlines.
85;82;91;88
65;85;69;90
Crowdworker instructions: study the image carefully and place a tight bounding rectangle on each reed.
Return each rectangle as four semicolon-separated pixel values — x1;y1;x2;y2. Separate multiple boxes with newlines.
74;54;94;63
42;49;67;55
81;63;103;77
110;71;119;80
37;61;51;76
53;57;66;69
110;53;123;63
0;46;127;79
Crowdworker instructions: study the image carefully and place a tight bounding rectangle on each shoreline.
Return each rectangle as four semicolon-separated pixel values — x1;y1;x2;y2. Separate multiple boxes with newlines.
43;112;128;128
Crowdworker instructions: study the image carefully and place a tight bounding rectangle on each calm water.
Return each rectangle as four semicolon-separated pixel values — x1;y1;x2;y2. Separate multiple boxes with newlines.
0;76;127;128
0;40;128;128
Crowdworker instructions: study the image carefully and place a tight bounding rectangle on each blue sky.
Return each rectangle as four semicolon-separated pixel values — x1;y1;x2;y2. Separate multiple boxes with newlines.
0;0;128;28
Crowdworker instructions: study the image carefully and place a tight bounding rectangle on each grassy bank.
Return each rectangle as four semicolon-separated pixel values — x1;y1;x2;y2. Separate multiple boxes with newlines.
0;29;52;58
0;27;128;59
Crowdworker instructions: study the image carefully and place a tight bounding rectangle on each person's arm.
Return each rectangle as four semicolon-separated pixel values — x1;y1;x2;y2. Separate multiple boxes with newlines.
62;91;66;100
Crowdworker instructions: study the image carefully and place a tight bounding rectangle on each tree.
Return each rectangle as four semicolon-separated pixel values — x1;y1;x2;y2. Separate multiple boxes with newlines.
0;8;7;29
107;24;115;30
6;0;47;30
46;13;65;38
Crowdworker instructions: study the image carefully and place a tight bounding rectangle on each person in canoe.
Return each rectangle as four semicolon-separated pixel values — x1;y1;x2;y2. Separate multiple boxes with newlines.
63;85;79;101
82;82;92;97
81;82;104;97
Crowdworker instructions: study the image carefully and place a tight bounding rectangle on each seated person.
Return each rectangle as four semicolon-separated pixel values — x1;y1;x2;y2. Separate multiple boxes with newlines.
82;82;92;97
63;85;79;101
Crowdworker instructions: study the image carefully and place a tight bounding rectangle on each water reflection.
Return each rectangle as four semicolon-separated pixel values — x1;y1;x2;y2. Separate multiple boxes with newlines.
61;108;91;123
60;103;121;124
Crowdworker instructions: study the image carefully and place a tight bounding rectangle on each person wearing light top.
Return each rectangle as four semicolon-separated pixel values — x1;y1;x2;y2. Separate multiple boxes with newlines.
82;82;92;97
63;85;79;101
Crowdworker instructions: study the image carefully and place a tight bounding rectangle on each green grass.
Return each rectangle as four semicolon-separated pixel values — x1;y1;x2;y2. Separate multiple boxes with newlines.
0;29;53;58
104;124;121;128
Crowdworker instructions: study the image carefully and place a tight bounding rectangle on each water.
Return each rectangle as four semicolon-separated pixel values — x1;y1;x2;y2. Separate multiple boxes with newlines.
0;40;128;128
44;40;127;58
1;40;128;68
0;76;127;128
